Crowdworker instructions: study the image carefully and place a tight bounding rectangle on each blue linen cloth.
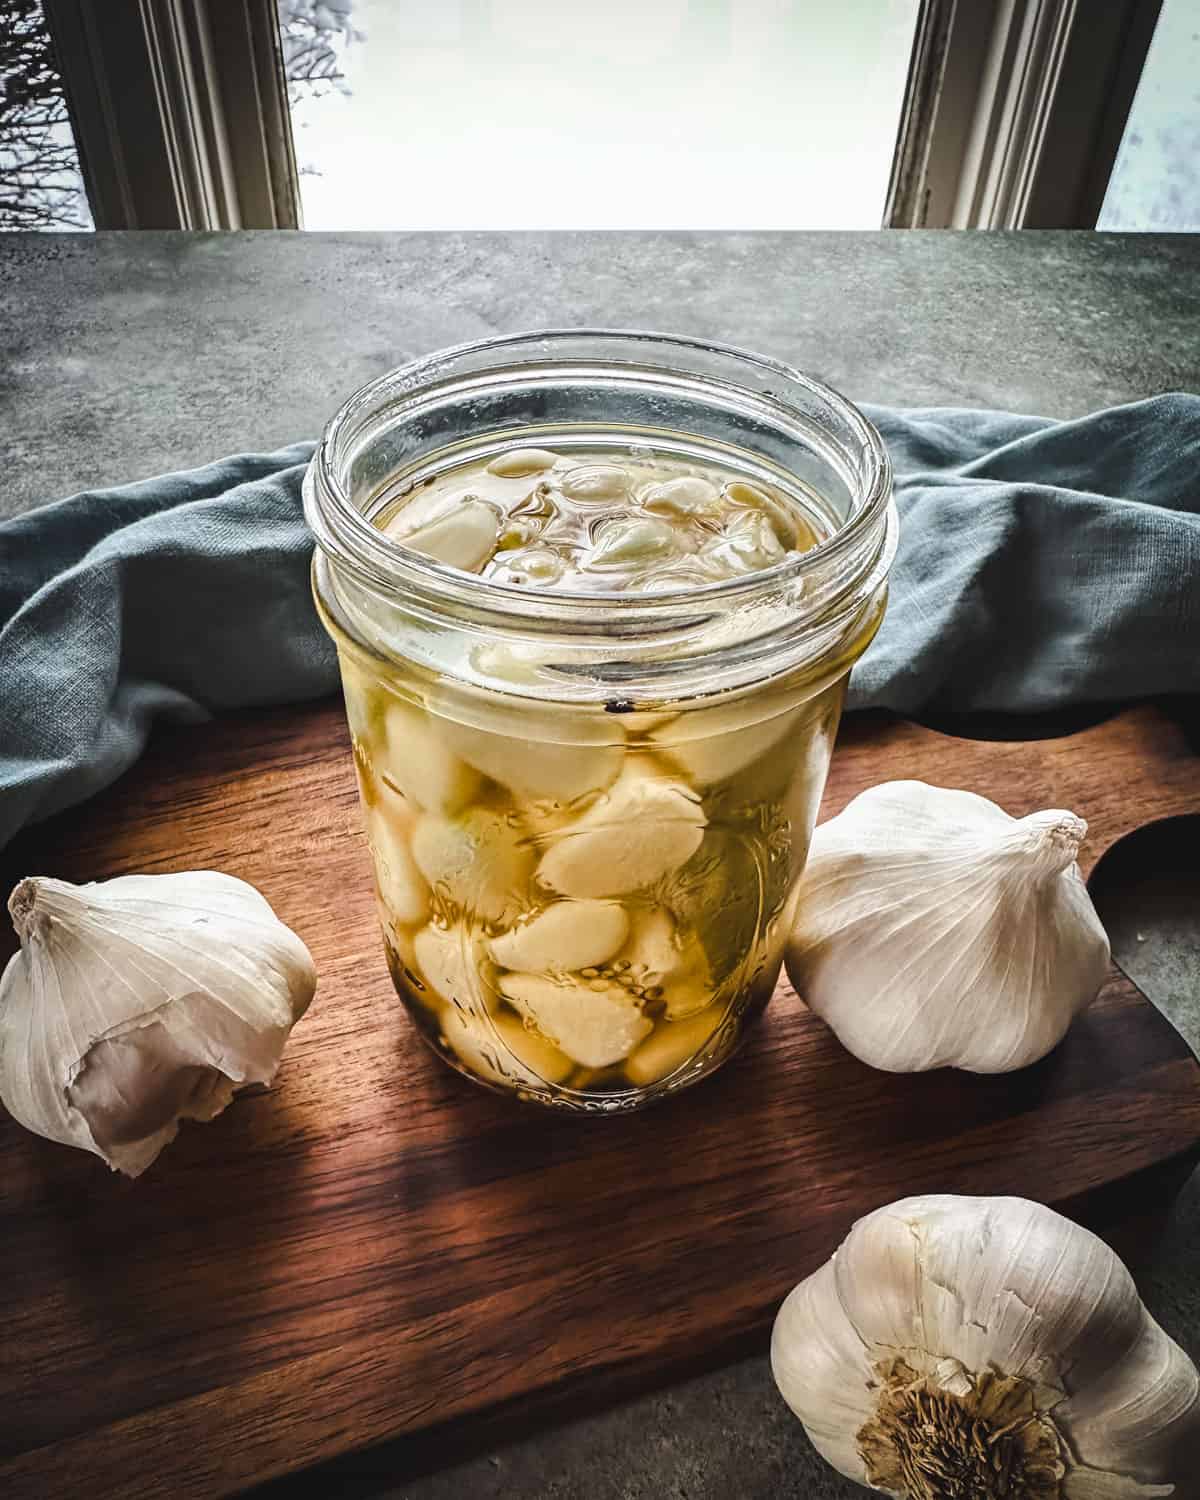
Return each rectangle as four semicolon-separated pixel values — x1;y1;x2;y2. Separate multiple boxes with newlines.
1;395;1197;851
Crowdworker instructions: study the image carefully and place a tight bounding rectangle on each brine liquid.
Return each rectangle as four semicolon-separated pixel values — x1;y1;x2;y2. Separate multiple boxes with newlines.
339;432;849;1109
375;437;831;591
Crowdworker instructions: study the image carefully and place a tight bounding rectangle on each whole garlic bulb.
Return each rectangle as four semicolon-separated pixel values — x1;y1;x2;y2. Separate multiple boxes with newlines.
772;1195;1200;1498
786;781;1110;1073
0;872;316;1176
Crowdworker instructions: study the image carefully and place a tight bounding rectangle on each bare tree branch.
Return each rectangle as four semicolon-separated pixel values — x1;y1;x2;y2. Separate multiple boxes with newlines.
277;0;363;111
0;1;364;225
0;0;91;229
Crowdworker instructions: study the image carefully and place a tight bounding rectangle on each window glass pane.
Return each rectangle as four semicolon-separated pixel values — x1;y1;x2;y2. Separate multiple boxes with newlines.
0;0;93;230
281;0;919;230
1098;0;1200;232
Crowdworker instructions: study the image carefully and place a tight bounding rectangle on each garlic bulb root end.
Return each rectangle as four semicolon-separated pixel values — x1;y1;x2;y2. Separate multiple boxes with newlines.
771;1195;1200;1498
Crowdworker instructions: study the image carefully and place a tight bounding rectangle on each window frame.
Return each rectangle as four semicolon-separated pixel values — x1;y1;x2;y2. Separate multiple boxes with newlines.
44;0;300;230
44;0;1163;233
884;0;1164;229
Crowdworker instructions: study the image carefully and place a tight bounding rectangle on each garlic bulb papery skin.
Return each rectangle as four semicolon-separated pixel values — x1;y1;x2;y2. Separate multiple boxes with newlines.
0;872;316;1177
771;1195;1200;1499
785;781;1110;1073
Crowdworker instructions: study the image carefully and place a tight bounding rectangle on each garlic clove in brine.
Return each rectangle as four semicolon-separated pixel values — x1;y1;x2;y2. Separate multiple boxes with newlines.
0;871;316;1177
786;780;1110;1073
771;1195;1200;1497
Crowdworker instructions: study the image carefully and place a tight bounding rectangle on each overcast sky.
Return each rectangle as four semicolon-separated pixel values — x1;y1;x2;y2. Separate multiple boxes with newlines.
291;0;920;230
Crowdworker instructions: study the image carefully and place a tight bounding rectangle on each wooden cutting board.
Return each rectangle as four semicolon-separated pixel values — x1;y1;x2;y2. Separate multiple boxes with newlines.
1;701;1198;1500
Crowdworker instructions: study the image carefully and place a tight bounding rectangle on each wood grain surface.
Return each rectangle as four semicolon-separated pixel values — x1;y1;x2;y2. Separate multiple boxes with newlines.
1;700;1198;1500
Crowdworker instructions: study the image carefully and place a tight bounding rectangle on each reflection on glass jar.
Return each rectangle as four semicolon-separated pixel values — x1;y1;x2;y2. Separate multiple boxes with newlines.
305;331;896;1111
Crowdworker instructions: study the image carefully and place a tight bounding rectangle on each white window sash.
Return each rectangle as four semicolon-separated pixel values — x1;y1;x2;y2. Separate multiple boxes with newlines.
885;0;1163;229
44;0;300;230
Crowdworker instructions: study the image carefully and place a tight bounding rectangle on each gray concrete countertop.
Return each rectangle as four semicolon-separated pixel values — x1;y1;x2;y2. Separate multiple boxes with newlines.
2;232;1199;517
1;232;1198;1500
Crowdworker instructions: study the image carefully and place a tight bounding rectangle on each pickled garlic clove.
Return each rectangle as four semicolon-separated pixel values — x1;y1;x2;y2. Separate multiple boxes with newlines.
382;698;481;814
414;923;491;1012
559;463;630;502
723;480;805;549
623;907;679;976
489;900;629;972
495;519;537;550
661;960;715;1021
499;972;652;1067
364;794;429;927
443;1006;574;1086
383;920;432;1006
585;516;678;570
621;908;712;1019
485;447;559;478
410;808;533;924
513;791;589;846
438;716;622;804
487;546;568;587
700;509;785;576
655;703;801;787
623;1004;725;1086
498;1013;574;1082
468;641;550;688
396;497;500;571
338;654;388;760
536;763;706;898
641;475;723;519
668;828;778;989
727;504;783;541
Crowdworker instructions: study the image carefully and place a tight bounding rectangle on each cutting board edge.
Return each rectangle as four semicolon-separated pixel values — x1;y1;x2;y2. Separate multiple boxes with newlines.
249;1147;1200;1500
2;697;1198;1500
3;1119;1198;1500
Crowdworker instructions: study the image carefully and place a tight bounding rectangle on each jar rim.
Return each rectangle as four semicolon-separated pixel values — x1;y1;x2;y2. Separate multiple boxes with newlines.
304;327;895;626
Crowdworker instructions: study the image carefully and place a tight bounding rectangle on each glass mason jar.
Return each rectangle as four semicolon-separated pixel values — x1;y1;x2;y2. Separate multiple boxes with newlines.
304;330;896;1112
